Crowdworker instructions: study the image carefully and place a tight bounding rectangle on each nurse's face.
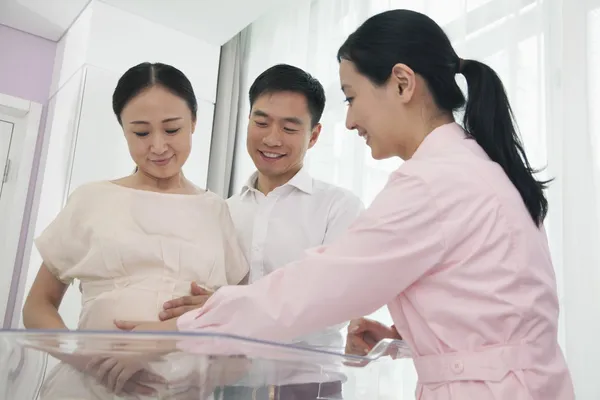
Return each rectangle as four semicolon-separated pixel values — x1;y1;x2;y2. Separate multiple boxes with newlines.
120;85;196;179
339;60;416;160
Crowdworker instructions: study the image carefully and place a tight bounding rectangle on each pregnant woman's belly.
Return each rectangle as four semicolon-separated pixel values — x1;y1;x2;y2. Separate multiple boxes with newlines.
77;276;194;330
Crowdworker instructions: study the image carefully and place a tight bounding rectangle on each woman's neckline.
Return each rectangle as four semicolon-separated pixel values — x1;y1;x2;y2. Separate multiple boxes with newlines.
103;180;209;197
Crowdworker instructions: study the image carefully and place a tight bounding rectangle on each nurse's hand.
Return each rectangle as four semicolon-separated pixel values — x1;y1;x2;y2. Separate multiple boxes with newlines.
345;318;402;356
159;282;213;321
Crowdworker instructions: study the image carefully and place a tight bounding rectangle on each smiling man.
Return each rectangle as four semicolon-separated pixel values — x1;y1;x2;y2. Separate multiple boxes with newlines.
223;64;365;399
228;64;364;282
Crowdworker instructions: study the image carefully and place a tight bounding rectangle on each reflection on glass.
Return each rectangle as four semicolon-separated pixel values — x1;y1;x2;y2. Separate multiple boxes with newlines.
0;330;411;400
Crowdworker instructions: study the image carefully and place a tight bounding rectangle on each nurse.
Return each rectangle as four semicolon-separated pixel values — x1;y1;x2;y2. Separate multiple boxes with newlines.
120;9;575;399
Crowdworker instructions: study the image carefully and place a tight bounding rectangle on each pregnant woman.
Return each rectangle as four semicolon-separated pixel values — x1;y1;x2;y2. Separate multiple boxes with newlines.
22;62;249;399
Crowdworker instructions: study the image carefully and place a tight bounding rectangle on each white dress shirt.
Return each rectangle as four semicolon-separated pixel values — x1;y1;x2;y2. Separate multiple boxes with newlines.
226;167;364;352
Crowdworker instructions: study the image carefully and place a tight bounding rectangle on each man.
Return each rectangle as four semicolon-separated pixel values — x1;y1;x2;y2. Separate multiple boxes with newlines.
159;64;364;399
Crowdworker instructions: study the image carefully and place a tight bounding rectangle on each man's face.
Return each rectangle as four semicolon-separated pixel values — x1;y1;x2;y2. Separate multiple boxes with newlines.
246;91;321;180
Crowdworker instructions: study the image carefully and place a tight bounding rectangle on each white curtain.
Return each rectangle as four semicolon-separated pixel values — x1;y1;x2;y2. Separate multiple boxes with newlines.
230;0;600;398
207;31;248;198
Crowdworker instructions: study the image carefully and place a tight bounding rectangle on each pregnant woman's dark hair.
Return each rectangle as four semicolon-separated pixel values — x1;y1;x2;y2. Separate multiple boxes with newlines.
337;9;550;226
112;62;197;124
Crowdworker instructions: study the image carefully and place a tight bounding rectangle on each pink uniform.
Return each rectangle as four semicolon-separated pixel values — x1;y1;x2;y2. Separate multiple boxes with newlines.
178;122;574;399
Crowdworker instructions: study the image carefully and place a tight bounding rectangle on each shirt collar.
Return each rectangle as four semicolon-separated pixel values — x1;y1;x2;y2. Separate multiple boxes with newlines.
240;167;313;196
411;122;468;160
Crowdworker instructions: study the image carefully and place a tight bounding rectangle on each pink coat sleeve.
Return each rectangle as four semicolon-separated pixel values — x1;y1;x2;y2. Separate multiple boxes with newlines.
177;172;447;341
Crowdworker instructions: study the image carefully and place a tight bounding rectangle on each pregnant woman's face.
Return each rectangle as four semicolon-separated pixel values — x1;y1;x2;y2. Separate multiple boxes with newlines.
120;85;196;180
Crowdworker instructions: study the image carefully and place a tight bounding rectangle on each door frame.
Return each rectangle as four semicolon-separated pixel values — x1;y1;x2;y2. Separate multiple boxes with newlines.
0;93;42;325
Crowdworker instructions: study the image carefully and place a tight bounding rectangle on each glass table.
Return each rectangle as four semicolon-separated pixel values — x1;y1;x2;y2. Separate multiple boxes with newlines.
0;330;413;399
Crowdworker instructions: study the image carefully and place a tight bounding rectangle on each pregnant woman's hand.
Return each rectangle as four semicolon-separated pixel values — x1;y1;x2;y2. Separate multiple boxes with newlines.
86;355;165;396
56;353;164;395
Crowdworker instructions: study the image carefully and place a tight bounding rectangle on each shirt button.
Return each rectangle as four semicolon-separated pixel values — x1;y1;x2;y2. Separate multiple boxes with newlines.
451;360;464;375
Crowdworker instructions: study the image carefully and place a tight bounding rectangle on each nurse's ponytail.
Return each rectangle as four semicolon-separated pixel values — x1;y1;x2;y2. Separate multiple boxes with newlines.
338;10;550;227
460;59;550;226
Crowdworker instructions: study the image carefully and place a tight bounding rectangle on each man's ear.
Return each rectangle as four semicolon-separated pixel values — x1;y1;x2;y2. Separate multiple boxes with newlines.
308;123;322;149
191;120;197;134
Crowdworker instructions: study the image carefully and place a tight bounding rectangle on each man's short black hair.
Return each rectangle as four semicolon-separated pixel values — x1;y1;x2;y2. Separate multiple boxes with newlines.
248;64;326;127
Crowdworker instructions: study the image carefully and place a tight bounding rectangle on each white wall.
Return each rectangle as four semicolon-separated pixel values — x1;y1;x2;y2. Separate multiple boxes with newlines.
23;69;87;329
13;0;221;329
